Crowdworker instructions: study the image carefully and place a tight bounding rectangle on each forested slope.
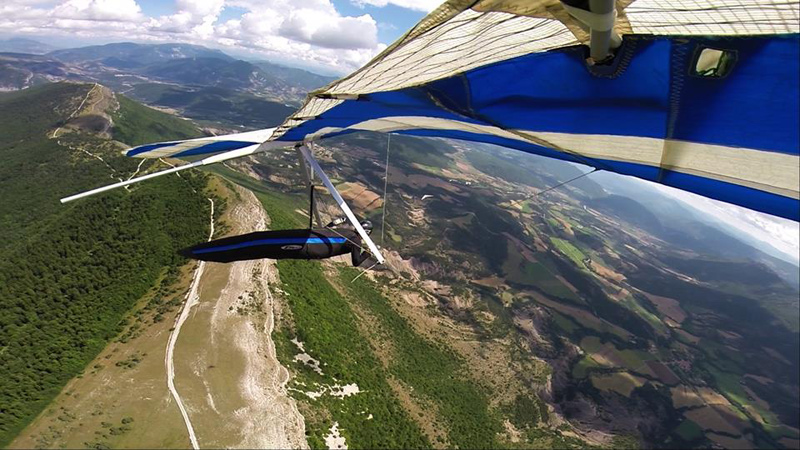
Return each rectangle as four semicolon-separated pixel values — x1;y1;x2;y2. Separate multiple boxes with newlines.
0;83;210;445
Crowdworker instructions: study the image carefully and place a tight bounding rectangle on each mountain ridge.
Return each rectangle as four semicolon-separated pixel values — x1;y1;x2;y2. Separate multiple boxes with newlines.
0;41;333;106
0;37;61;54
47;42;234;66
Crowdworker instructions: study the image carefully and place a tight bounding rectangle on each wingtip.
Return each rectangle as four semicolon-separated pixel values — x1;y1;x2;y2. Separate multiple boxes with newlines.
178;246;198;260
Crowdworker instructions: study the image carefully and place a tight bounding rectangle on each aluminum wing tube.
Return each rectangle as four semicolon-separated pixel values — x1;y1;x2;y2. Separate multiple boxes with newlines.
60;141;293;203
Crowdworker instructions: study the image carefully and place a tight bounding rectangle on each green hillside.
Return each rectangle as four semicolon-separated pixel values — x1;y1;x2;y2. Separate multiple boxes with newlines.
112;94;202;146
128;83;295;129
0;83;211;446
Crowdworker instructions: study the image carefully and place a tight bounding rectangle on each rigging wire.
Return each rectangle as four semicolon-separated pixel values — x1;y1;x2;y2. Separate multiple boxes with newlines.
380;133;391;245
306;140;403;279
308;181;315;228
351;260;380;282
508;168;598;210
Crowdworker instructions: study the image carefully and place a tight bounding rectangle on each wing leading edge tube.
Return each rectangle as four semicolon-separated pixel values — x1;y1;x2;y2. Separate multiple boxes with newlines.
60;128;291;203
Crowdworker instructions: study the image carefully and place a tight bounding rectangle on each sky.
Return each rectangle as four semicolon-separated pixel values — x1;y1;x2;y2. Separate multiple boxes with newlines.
0;0;439;73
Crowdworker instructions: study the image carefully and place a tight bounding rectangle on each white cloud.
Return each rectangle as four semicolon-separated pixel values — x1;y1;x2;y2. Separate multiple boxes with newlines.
175;0;224;18
153;0;224;37
211;0;382;67
0;0;388;72
0;4;47;22
278;11;377;49
52;0;144;22
148;0;223;38
351;0;441;12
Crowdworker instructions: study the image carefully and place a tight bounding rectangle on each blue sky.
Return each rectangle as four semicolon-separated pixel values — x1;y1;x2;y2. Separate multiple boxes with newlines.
133;1;427;44
331;1;426;43
1;0;437;73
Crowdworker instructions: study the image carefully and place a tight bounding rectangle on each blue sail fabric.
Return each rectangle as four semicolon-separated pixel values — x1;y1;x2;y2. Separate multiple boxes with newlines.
276;35;800;221
127;140;256;158
124;128;276;159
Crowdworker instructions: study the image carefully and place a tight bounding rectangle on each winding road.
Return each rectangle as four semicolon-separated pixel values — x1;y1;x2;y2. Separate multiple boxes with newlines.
165;198;214;450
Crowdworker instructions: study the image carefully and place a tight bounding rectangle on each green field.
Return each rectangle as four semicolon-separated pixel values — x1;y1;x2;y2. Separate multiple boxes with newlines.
522;262;582;301
502;240;581;302
579;336;655;376
550;238;587;267
551;311;579;334
621;297;668;335
573;356;602;379
675;420;703;441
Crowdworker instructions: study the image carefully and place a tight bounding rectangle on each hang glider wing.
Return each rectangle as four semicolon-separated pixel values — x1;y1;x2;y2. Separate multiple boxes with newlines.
60;127;385;262
60;128;288;203
124;128;277;159
271;0;800;221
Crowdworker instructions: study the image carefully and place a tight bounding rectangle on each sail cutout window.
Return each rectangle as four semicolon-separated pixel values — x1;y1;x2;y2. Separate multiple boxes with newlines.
693;47;735;78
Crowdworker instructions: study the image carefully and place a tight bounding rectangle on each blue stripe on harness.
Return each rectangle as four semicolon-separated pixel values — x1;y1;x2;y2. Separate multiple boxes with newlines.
194;237;348;254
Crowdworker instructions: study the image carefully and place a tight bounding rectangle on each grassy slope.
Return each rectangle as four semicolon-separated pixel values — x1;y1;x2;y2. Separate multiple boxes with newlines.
112;94;202;146
275;260;430;449
0;83;210;446
218;169;426;439
208;166;428;447
551;237;587;267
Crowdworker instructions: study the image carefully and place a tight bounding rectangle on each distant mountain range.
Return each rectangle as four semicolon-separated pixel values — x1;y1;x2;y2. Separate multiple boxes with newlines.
48;42;233;66
127;83;296;129
589;170;800;285
0;40;335;105
0;37;61;54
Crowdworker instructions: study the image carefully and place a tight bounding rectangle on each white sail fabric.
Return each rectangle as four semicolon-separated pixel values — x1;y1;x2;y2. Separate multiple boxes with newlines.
272;0;800;141
625;0;800;35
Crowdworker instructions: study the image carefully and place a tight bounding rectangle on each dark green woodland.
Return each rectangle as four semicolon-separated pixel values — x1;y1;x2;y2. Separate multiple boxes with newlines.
0;83;210;446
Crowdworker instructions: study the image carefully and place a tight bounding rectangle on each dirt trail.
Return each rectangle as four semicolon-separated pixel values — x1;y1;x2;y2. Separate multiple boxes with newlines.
11;180;306;449
127;159;147;181
50;83;123;181
52;83;98;138
172;185;307;448
165;198;214;449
